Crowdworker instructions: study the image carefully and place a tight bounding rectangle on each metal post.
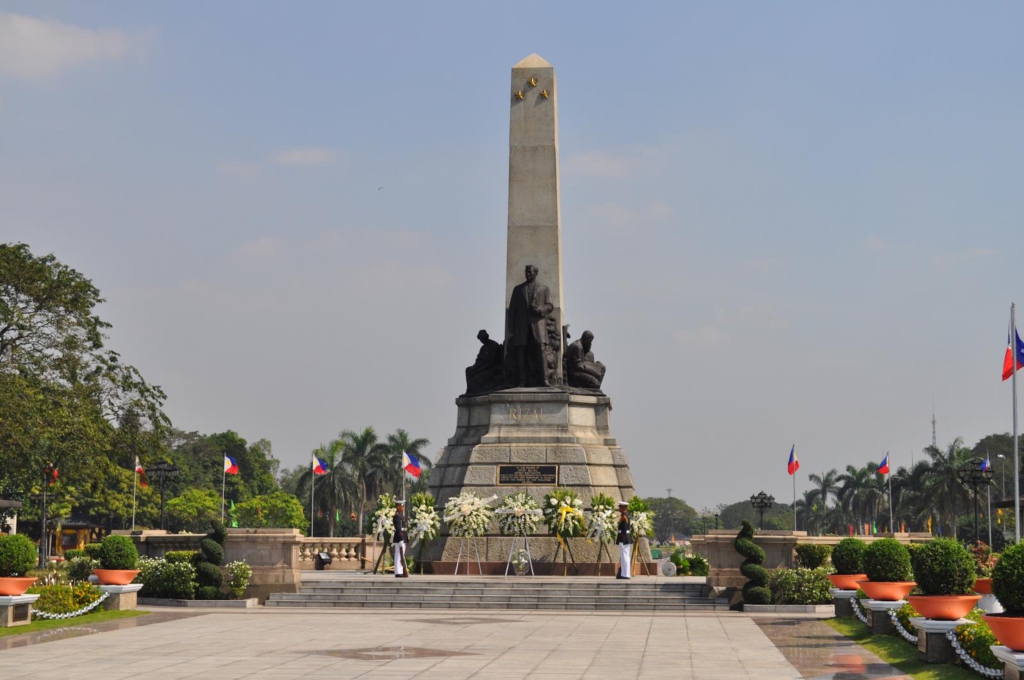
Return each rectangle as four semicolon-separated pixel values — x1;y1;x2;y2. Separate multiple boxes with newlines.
989;484;993;545
975;484;980;544
1013;303;1020;543
39;471;48;568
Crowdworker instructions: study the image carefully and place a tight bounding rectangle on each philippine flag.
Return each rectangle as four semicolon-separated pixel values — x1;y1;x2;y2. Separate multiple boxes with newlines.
787;446;799;476
135;456;148;487
402;452;422;478
312;454;329;476
878;453;890;476
224;455;239;475
982;456;992;472
1003;320;1024;381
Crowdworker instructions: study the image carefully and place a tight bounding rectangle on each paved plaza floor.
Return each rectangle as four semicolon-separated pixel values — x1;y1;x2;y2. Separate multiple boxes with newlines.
0;608;911;680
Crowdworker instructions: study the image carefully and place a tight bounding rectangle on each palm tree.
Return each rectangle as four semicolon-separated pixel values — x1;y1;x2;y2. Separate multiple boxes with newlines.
339;427;390;533
296;439;357;537
384;429;432;496
923;438;972;537
794;489;820;534
837;465;870;533
807;469;840;534
892;460;932;532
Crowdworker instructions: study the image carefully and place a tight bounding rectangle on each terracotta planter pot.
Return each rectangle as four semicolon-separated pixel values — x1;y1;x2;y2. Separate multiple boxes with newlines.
828;574;868;591
984;615;1024;652
857;580;916;601
0;577;37;596
974;578;993;595
907;594;981;620
92;569;140;586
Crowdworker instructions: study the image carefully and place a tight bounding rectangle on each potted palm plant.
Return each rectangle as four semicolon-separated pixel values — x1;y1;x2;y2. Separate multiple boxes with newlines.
857;538;916;601
827;537;867;590
92;535;140;585
0;534;38;596
984;542;1024;650
906;538;980;620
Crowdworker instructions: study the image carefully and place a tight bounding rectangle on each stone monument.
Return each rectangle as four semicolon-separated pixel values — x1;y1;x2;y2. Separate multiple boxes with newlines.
429;54;646;571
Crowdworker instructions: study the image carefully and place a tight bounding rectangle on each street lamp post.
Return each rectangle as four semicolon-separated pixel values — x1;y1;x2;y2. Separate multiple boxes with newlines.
999;454;1006;497
714;513;720;530
749;491;775;530
144;462;180;530
957;458;994;544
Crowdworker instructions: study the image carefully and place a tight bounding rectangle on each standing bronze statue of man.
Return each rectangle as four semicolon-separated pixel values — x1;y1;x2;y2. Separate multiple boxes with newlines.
506;264;554;387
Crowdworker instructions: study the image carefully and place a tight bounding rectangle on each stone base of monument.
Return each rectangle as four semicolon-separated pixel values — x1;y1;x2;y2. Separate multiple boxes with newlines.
831;588;857;618
865;599;906;635
0;594;39;628
428;388;648;564
909;617;973;664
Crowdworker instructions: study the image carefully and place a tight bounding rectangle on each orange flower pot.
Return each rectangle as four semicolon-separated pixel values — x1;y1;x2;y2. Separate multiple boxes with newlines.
0;577;37;596
857;580;916;601
907;595;981;621
984;615;1024;652
92;569;140;586
974;578;993;595
828;574;868;591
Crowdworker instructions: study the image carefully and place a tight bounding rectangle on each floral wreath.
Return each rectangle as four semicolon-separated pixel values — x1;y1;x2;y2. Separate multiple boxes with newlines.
543;489;586;539
443;490;496;538
586;493;618;544
371;493;396;542
409;491;440;544
495;491;543;537
627;495;654;539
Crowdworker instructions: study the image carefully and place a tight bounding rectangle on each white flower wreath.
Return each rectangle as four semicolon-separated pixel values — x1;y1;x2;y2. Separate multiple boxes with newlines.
443;491;496;538
372;493;397;541
495;492;543;537
410;498;440;544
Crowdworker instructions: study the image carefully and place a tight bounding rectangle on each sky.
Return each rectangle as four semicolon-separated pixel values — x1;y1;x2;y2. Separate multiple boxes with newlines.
2;3;1022;511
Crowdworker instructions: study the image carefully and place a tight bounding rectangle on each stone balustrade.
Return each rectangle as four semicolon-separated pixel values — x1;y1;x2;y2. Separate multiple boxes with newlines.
297;537;376;570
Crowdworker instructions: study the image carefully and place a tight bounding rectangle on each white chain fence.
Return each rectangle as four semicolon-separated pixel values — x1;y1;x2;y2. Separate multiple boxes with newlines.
849;596;869;624
887;608;918;644
945;629;1002;678
32;591;109;620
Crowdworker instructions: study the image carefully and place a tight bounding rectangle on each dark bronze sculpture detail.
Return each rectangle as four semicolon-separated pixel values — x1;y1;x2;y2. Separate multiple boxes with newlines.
464;330;505;395
506;265;555;387
565;330;606;391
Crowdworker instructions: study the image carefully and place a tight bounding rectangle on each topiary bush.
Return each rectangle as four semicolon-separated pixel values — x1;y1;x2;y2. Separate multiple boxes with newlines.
911;538;976;596
0;534;37;576
769;567;833;605
864;538;912;582
689;554;709;577
831;538;866;575
187;519;229;600
199;539;224;567
794;544;833;570
195;561;223;589
993;542;1024;616
99;535;138;570
734;520;771;604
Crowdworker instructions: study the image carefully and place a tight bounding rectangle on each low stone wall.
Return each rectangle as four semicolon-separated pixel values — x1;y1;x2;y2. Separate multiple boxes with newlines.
689;531;932;588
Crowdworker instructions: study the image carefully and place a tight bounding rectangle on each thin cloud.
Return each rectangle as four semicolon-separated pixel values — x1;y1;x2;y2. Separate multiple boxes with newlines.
274;147;337;166
0;13;150;81
933;247;997;267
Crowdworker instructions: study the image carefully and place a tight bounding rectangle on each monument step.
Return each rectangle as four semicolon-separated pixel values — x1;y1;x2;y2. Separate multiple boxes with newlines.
265;600;725;611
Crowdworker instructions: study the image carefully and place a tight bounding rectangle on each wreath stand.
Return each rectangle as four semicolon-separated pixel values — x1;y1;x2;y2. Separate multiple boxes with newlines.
630;540;651;576
372;537;393;575
413;540;430;574
453;536;484;576
504;535;535;577
593;540;614;577
552;537;580;576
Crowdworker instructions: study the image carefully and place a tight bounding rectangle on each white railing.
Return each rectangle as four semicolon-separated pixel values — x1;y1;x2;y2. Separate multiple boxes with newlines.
297;537;372;570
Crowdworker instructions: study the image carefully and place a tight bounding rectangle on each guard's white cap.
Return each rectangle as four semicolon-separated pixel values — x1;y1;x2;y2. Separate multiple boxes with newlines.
617;501;629;507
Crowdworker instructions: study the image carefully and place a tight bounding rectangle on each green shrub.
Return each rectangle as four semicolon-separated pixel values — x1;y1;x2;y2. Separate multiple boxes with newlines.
225;561;252;599
735;520;771;605
670;549;691;575
26;583;101;614
136;557;197;600
98;535;138;570
769;567;832;605
864;538;911;582
63;549;86;561
195;561;223;589
164;550;199;565
206;520;228;546
794;544;833;570
199;538;224;567
83;543;103;560
894;602;919;636
689;555;709;576
195;585;221;600
0;534;37;576
954;609;1001;671
911;538;976;596
831;538;866;575
66;556;99;582
993;542;1024;616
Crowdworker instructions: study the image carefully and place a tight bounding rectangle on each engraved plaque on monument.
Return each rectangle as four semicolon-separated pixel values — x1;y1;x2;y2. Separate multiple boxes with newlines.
428;55;646;571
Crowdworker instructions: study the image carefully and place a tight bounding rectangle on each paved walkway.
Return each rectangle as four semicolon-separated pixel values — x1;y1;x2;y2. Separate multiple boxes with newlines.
0;609;800;680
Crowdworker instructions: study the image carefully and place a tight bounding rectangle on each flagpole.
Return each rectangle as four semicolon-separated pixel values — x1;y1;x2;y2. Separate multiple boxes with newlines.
887;453;894;533
1014;303;1020;543
310;458;316;539
131;462;138;531
221;463;226;523
792;446;796;531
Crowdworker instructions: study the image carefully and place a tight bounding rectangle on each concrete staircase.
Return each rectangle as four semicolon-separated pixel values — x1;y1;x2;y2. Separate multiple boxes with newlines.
265;574;730;611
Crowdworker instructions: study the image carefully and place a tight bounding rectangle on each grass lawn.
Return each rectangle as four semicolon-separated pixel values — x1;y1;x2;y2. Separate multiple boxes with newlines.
824;617;979;680
0;610;148;637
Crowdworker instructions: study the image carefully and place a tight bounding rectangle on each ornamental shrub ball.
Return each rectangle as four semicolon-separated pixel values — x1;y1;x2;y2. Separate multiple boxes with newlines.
734;520;771;605
993;542;1024;616
794;544;833;570
831;538;866;575
689;554;710;577
911;538;976;596
0;534;37;576
195;561;223;589
99;535;138;570
864;538;912;582
199;538;224;567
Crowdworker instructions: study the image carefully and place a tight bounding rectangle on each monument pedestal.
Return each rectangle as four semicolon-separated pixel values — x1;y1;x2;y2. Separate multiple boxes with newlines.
99;584;143;611
909;617;973;664
428;389;649;565
831;588;857;618
864;599;906;635
0;594;39;628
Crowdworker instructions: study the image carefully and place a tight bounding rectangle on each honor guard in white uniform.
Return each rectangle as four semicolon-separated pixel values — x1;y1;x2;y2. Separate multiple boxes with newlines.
393;500;409;578
616;501;632;579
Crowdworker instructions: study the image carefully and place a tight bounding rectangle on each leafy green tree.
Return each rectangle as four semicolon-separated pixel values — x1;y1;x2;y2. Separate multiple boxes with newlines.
645;496;698;541
235;492;308;531
295;440;358;537
339;427;389;533
165;489;221;533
